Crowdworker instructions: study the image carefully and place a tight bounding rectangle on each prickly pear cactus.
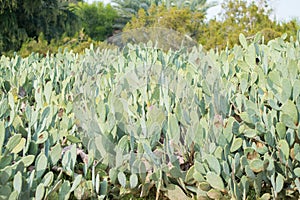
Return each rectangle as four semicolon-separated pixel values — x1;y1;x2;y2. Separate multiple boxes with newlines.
1;31;300;199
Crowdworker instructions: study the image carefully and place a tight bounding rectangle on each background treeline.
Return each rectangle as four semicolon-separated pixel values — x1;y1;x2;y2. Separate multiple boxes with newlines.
0;0;299;57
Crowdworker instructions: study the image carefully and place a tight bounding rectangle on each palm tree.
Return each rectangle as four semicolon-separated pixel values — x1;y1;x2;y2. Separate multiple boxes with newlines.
112;0;144;29
153;0;217;12
112;0;152;20
183;0;217;12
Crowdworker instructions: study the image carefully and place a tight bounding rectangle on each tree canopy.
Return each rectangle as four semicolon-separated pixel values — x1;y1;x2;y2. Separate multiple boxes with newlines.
0;0;81;54
198;0;299;50
124;4;205;39
75;2;118;41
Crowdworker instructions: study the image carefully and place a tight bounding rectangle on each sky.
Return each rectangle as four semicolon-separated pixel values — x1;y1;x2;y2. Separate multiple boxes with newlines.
206;0;300;21
273;0;300;21
85;0;300;21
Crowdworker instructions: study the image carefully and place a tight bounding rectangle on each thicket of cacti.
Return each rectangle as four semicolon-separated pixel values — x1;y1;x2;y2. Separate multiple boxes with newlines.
1;32;300;199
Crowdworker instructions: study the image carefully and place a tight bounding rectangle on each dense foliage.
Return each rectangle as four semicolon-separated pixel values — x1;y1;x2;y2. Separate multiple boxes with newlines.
0;0;299;56
0;0;118;56
1;32;300;199
124;0;299;50
124;4;205;38
112;0;215;29
75;2;118;41
198;0;299;50
0;0;81;54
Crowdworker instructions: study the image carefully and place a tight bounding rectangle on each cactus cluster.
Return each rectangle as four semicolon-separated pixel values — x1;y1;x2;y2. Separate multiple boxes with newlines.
1;32;300;199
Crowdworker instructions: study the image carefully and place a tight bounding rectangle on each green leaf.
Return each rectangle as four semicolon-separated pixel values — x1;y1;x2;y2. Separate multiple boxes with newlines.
281;79;292;103
199;182;211;191
243;129;257;138
269;99;280;110
49;143;62;166
276;122;286;139
296;178;300;193
70;175;82;192
100;178;108;196
268;70;281;86
0;185;11;198
168;114;180;142
6;134;21;153
193;172;205;182
294;168;300;177
13;171;22;194
66;135;81;143
36;153;48;179
249;159;264;173
8;92;15;110
165;184;189;200
97;101;106;123
293;80;300;101
44;81;52;104
295;143;300;162
275;173;284;193
20;155;35;167
0;155;12;169
62;145;77;175
239;33;247;48
41;106;50;121
0;165;12;184
36;184;45;200
206;172;224;191
281;100;298;125
169;166;183;178
95;173;100;194
8;191;18;200
254;32;262;43
214;146;223;160
205;155;220;175
185;165;195;184
222;161;230;177
254;173;263;196
278;140;289;160
260;193;271;200
201;80;211;96
3;81;11;93
59;181;71;200
109;168;118;184
223;117;235;142
230;138;243;152
129;173;138;189
42;172;54;187
147;105;165;125
281;114;297;129
246;44;256;67
118;171;127;188
207;189;222;199
11;138;26;154
240;176;249;196
36;131;48;144
0;121;5;156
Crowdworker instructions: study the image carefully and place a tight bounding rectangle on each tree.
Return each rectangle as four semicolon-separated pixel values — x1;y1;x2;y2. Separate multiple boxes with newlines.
75;2;118;41
112;0;216;30
198;0;288;50
165;0;217;12
112;0;154;29
18;1;80;40
122;0;216;39
0;0;81;54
